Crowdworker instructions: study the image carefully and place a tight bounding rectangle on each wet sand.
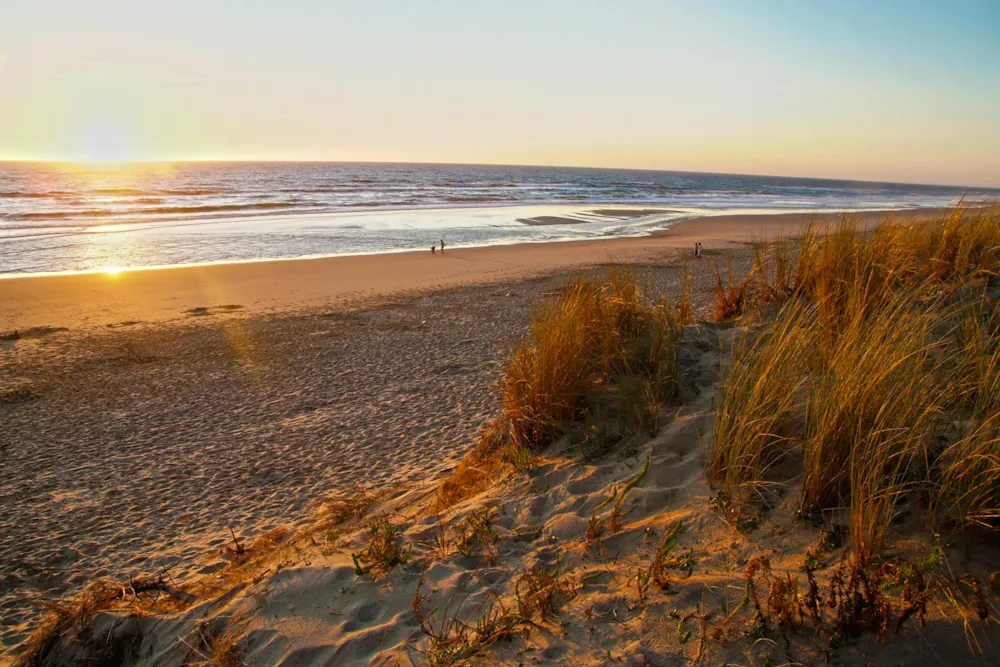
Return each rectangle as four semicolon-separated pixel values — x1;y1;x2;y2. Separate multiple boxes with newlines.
0;209;946;333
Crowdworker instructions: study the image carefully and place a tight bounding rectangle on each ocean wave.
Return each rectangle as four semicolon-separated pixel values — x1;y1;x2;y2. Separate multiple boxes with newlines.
444;196;516;203
275;186;372;194
159;188;228;196
7;187;230;198
0;191;73;199
89;188;147;196
4;201;320;221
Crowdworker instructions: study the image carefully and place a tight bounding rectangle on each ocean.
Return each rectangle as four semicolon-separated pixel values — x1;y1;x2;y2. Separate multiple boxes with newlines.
0;162;994;275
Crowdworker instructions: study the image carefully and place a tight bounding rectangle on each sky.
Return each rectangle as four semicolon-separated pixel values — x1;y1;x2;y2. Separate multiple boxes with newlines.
0;1;998;187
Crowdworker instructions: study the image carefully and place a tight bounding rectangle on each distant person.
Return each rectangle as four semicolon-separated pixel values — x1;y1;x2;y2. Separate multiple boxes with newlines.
440;239;445;253
431;245;436;254
695;242;703;259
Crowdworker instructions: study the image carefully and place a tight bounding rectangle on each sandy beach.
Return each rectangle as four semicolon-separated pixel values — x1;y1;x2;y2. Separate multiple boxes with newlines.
5;0;999;660
0;207;958;657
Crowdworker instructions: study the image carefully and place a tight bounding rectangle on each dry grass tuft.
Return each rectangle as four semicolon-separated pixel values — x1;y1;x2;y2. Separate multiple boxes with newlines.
351;515;412;577
932;293;1000;535
500;265;679;449
451;507;500;565
14;574;197;667
223;526;292;569
412;578;523;667
934;411;1000;534
180;616;248;667
436;419;530;509
513;561;575;622
438;266;679;508
805;290;942;560
678;259;695;325
319;483;377;527
712;253;753;321
14;593;108;667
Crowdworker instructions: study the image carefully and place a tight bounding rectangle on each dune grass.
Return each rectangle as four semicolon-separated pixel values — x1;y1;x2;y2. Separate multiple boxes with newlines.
953;300;1000;416
438;266;680;508
934;412;1000;534
708;205;1000;561
706;299;813;508
801;289;941;507
677;259;694;325
934;294;1000;534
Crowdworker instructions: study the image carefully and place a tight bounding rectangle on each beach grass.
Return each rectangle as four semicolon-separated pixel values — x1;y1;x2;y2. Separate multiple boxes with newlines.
438;265;680;507
708;205;1000;561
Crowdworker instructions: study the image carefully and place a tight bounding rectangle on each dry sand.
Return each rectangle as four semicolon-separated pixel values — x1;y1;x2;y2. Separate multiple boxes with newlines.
0;207;966;663
17;314;999;666
0;247;743;657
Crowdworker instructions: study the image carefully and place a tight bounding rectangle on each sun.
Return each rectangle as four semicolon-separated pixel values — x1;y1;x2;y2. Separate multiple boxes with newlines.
77;119;133;163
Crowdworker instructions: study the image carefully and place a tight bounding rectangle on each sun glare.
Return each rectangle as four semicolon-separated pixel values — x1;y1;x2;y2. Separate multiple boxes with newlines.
91;224;132;234
77;119;133;163
102;266;125;277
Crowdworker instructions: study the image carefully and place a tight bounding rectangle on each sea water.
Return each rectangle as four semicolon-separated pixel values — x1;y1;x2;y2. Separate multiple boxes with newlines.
1;162;994;275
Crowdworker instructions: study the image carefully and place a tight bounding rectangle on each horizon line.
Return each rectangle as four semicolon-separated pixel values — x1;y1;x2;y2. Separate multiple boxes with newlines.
1;157;998;192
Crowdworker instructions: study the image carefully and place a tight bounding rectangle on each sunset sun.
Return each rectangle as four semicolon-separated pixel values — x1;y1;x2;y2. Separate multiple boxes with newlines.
76;119;133;163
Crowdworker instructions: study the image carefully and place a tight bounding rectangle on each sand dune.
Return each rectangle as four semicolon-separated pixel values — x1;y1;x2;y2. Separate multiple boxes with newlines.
21;316;996;666
0;252;743;657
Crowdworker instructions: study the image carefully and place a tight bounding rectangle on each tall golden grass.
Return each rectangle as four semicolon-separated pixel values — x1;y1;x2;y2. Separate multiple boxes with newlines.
706;299;813;507
677;259;694;325
439;266;681;507
709;205;1000;561
934;295;1000;534
801;289;941;509
498;267;678;448
711;250;758;322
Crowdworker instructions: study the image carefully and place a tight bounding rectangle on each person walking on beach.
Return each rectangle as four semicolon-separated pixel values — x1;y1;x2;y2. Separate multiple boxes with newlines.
695;242;703;259
440;239;445;253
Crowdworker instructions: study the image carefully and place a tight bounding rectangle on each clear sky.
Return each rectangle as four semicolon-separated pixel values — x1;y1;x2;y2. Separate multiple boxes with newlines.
1;1;998;186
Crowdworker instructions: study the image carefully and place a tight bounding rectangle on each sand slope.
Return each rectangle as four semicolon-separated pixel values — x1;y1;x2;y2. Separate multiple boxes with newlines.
25;322;1000;666
1;254;745;658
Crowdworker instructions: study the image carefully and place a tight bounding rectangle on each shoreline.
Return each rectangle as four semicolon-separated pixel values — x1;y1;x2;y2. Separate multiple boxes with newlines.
0;204;953;278
0;208;951;331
